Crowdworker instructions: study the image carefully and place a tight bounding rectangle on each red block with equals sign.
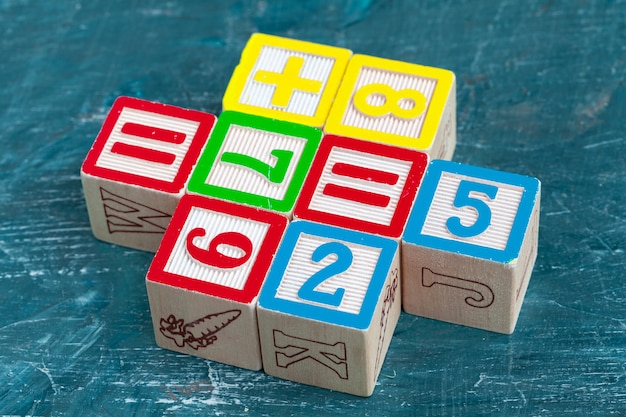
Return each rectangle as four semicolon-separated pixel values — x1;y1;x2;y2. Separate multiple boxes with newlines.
293;134;429;240
81;96;216;252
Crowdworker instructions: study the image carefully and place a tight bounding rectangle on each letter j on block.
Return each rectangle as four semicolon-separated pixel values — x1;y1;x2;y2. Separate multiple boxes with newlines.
401;160;541;334
222;33;352;128
81;96;216;252
146;194;287;370
257;220;401;396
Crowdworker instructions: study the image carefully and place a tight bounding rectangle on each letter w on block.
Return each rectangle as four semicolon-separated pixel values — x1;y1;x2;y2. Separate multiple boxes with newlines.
100;187;170;234
273;330;348;379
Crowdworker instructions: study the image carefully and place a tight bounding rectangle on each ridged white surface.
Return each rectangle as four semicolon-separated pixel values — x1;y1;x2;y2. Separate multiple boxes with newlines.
307;147;413;226
164;207;270;289
239;46;334;116
95;108;200;182
274;233;382;314
421;173;524;250
341;66;437;138
205;124;307;199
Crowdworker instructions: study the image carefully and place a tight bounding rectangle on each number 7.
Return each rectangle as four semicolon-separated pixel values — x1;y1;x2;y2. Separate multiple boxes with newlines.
220;149;294;183
446;180;498;238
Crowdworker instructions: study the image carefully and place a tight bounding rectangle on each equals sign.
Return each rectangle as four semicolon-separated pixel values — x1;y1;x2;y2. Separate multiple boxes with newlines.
111;122;187;165
322;162;399;208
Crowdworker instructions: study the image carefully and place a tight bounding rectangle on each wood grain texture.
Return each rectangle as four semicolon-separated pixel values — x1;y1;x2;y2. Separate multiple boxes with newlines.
0;0;624;415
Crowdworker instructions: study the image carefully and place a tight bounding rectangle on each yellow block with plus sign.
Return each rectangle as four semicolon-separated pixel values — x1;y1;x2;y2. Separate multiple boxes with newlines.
223;33;352;128
325;55;457;160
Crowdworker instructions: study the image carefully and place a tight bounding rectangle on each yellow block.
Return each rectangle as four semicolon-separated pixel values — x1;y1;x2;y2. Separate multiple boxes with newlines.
223;33;352;128
325;54;455;154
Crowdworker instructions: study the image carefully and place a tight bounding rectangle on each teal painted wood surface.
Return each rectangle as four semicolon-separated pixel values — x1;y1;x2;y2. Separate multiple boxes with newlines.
1;0;625;415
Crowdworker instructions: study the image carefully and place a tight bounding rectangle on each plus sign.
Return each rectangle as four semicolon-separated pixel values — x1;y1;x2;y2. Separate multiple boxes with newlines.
254;56;323;108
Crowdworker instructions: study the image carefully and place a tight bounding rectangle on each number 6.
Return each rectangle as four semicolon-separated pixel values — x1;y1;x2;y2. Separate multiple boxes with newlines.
186;228;253;269
446;180;498;238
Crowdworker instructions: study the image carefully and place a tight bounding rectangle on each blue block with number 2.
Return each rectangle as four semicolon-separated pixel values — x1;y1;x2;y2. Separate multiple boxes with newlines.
256;220;402;396
259;220;398;328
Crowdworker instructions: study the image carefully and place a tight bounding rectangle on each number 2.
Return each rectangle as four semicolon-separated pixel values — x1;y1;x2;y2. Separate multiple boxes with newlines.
297;242;353;307
446;180;498;238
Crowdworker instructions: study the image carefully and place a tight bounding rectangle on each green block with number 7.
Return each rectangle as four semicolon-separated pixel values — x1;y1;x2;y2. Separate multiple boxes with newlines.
187;111;322;216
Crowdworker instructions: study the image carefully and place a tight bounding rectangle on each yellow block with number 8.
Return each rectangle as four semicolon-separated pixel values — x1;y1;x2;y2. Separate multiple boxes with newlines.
325;54;456;160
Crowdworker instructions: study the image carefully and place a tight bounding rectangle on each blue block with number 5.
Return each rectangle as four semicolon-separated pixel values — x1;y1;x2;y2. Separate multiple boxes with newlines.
402;160;541;334
257;220;401;397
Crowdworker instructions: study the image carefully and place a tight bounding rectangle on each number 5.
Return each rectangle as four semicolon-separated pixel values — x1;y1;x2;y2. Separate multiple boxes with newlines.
446;180;498;238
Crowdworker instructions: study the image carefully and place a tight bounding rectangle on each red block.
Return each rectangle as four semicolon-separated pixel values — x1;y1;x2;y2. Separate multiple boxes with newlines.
146;194;288;370
294;135;429;239
81;96;216;251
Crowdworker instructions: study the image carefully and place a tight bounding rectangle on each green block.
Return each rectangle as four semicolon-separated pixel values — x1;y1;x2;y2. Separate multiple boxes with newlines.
187;111;322;214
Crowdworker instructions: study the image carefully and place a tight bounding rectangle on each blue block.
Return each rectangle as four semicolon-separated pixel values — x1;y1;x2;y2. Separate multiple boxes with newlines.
257;220;401;396
259;220;398;329
401;159;541;334
404;159;540;262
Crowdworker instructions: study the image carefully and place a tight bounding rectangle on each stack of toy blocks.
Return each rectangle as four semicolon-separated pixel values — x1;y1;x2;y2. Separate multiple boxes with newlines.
80;33;540;397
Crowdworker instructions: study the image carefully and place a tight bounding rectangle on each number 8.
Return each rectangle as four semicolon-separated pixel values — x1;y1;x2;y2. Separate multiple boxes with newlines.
446;180;499;238
353;83;427;120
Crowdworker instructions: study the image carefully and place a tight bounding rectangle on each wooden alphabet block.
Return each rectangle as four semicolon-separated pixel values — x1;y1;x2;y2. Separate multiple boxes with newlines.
80;96;216;251
402;160;541;334
146;194;287;370
222;33;352;128
325;54;456;160
187;111;322;217
257;220;401;397
294;134;429;239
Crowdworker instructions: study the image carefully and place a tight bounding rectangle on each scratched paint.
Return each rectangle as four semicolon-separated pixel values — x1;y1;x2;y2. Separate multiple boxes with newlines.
1;0;625;416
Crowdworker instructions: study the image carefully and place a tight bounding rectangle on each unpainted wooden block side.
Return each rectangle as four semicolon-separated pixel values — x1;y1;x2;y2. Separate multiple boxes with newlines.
147;280;262;371
402;243;516;333
430;79;457;161
80;172;179;252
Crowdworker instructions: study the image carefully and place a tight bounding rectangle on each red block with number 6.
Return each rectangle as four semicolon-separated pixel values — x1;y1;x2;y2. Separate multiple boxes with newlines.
146;194;288;370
